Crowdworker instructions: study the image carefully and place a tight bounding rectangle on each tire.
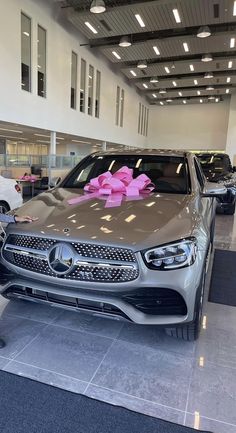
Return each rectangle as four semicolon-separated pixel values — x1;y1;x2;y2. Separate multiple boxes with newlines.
0;201;10;214
224;201;236;215
165;268;206;342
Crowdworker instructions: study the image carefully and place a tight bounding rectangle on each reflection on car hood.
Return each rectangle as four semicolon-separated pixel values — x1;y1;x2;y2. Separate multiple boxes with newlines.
11;188;198;250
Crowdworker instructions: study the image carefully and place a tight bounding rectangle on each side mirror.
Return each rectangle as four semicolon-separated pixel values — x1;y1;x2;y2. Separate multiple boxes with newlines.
50;177;61;188
202;181;227;197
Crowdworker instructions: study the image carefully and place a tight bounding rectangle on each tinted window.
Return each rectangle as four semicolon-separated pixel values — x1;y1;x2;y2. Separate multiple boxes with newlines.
63;155;189;194
198;153;231;173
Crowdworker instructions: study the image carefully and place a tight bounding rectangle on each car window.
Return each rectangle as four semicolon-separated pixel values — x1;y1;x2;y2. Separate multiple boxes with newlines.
194;158;205;190
63;155;190;194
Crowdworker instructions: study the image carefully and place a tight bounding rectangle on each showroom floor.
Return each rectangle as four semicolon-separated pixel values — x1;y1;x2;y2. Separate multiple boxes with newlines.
0;214;235;433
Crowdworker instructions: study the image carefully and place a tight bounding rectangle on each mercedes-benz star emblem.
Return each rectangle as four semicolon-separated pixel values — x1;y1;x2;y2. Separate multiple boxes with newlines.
48;244;74;275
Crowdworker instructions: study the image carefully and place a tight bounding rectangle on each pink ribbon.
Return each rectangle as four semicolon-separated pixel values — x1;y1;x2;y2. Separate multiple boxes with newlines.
20;175;37;183
68;166;154;208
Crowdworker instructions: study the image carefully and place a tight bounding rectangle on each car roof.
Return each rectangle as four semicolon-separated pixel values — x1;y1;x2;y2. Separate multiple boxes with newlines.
93;149;191;158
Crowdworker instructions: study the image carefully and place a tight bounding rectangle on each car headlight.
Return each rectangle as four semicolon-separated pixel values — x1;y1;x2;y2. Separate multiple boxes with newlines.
143;238;197;270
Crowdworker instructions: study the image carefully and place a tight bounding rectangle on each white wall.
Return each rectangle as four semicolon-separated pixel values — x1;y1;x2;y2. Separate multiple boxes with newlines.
148;100;230;151
0;0;148;149
226;93;236;165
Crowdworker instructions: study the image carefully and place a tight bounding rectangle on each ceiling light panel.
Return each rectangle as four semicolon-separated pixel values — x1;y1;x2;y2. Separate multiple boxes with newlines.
130;70;137;77
135;14;145;28
153;46;160;56
183;42;189;52
234;1;236;16
189;64;194;71
84;22;98;34
194;80;198;85
112;51;121;60
164;66;170;73
230;38;235;48
172;81;177;87
172;9;181;23
228;61;233;68
227;77;231;83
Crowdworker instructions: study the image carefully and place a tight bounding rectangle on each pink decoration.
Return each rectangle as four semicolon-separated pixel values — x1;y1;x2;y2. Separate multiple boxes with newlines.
68;166;154;208
19;175;37;183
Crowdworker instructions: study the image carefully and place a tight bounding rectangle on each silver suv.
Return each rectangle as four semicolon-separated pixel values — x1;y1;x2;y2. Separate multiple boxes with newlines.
0;150;226;341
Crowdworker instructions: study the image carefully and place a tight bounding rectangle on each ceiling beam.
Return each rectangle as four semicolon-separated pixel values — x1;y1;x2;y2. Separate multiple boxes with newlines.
133;71;236;83
145;84;235;93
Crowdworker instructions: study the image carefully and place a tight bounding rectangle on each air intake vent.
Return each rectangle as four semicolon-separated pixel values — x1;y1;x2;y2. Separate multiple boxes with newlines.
213;3;220;18
100;19;112;32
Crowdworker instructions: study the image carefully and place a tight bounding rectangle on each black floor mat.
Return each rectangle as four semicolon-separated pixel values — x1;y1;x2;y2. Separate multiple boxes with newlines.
209;249;236;306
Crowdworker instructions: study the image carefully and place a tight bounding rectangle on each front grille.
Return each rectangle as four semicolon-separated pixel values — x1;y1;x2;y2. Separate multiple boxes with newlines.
3;234;138;283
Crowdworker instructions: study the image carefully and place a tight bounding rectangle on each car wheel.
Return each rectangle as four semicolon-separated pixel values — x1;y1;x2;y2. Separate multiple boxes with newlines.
0;201;10;214
224;201;236;215
165;268;206;342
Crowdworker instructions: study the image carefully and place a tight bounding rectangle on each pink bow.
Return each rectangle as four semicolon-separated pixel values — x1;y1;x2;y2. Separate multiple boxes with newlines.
20;175;37;183
68;166;154;208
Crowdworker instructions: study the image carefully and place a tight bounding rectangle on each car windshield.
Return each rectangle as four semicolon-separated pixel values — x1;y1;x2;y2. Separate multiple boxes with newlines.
198;154;225;172
63;154;189;194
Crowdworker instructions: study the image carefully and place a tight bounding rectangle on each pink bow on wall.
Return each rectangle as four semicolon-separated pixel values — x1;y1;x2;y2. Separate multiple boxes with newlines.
68;166;154;208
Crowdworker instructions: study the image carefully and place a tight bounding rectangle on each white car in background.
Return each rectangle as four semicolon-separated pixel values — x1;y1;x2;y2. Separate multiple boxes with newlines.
0;176;23;214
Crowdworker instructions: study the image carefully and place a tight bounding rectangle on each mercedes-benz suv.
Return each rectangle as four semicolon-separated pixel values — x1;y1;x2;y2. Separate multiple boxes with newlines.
0;150;226;341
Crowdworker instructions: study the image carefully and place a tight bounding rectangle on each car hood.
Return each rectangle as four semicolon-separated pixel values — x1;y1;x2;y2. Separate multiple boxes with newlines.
10;188;197;251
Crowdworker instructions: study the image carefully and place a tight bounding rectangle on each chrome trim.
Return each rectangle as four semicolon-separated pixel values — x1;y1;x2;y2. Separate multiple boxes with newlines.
5;244;47;260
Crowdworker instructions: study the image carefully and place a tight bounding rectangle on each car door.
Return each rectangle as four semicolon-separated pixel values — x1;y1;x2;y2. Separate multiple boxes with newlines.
194;157;214;239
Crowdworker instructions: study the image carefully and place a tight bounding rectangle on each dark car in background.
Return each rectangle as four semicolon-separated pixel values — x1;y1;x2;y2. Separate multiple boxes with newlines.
197;152;236;215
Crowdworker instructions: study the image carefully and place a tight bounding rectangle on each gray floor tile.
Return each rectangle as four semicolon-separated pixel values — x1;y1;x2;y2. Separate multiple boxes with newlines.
4;360;88;394
85;384;185;424
187;362;236;425
53;310;124;338
0;299;62;324
118;323;195;358
92;340;193;411
0;315;46;359
185;413;236;433
0;355;10;369
15;324;113;382
203;302;236;332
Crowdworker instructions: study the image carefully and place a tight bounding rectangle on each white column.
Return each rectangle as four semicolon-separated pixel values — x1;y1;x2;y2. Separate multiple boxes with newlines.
50;131;57;155
226;94;236;165
102;141;107;151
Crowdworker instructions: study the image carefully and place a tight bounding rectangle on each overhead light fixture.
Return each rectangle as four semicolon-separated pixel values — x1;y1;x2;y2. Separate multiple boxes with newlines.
202;54;213;62
152;93;157;98
119;36;131;47
228;60;233;68
0;128;23;133
190;64;194;71
178;92;183;96
135;14;145;28
171;62;176;69
204;72;213;78
215;98;219;102
150;77;158;83
194;79;198;85
172;81;177;87
197;90;201;95
183;100;187;104
160;101;164;105
234;1;236;16
226;88;230;93
159;89;167;94
90;0;106;13
173;8;181;23
166;99;173;102
208;96;215;100
183;42;189;52
137;60;147;69
85;21;98;34
206;86;214;90
164;66;170;73
112;51;121;60
23;31;30;37
143;83;148;89
197;26;211;38
227;77;231;83
130;70;137;77
200;99;203;103
153;46;160;55
230;37;235;48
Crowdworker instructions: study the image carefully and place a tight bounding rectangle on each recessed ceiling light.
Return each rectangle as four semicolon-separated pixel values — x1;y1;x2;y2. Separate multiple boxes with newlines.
160;101;164;105
227;77;231;83
228;60;233;68
153;46;160;55
190;64;194;71
135;14;145;27
234;1;236;16
206;86;214;90
173;8;181;23
172;81;177;87
152;93;157;98
150;77;158;83
183;100;187;104
183;42;189;52
197;26;211;38
119;36;131;47
178;92;183;96
197;90;201;95
90;0;106;13
230;37;235;48
85;22;98;34
164;66;170;73
130;70;137;77
226;88;230;93
112;51;121;60
194;79;198;85
159;89;167;94
202;54;213;62
143;83;148;89
204;72;213;78
137;60;147;69
200;99;203;103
